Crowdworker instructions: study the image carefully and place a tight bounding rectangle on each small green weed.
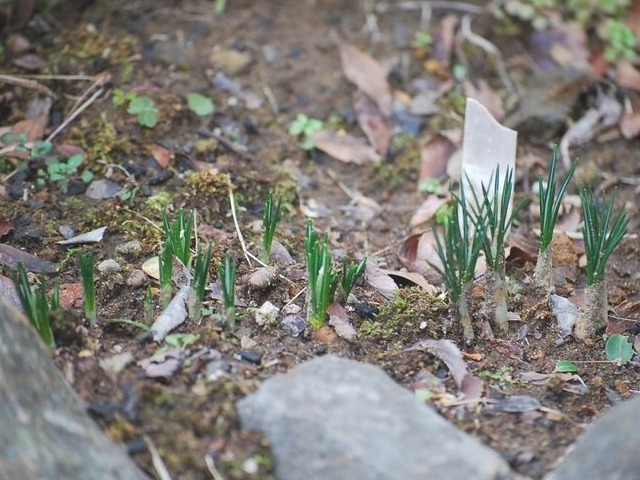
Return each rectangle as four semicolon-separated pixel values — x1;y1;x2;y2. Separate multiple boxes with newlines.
218;251;237;328
187;92;215;116
78;250;97;326
605;334;634;365
14;263;57;349
289;114;324;150
113;88;159;128
600;19;637;62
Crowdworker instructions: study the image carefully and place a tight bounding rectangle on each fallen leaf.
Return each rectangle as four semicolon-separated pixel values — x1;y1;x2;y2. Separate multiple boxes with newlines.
364;261;397;299
138;348;184;377
59;282;83;309
327;303;356;341
0;243;56;273
418;134;454;185
0;219;14;238
312;129;381;165
382;269;438;295
397;230;442;283
354;90;391;155
147;143;174;169
464;79;504;120
339;43;392;116
11;113;47;143
494;395;542;413
616;61;640;92
620;111;640;139
409;196;448;229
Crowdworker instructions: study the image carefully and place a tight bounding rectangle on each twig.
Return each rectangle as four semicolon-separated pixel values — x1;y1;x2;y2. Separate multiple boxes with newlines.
263;84;279;115
144;435;173;480
460;15;515;93
45;85;106;143
196;128;256;162
283;286;307;310
228;186;253;268
0;73;56;98
204;454;226;480
375;1;484;14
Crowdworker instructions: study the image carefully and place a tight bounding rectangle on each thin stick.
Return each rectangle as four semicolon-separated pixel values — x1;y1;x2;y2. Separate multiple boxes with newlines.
228;186;253;267
144;436;173;480
204;454;225;480
283;286;307;310
0;73;56;97
375;1;484;14
460;15;515;93
263;84;279;115
45;86;105;143
5;73;97;81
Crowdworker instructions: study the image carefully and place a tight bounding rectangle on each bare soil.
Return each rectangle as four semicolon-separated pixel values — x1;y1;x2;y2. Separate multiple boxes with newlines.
1;1;639;479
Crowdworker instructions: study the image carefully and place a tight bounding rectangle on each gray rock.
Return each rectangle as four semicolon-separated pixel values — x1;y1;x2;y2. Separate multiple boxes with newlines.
549;395;640;480
97;259;121;274
0;300;148;480
237;355;513;480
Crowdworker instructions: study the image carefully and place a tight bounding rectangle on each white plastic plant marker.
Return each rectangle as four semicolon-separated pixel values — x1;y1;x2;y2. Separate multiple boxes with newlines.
461;98;517;230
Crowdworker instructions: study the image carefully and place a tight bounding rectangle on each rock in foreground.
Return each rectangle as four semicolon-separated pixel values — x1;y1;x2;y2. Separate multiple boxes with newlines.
238;355;514;480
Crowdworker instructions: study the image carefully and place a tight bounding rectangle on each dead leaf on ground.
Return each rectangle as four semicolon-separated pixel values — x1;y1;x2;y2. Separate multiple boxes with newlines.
312;129;381;165
418;134;454;185
364;261;397;299
138;348;184;378
0;219;14;238
382;269;438;295
409;196;448;230
339;43;392;117
147;143;174;169
607;300;640;335
354;90;390;155
397;230;442;283
530;17;590;71
464;79;504;120
12;112;48;143
616;61;640;92
327;303;356;342
0;243;56;273
620;111;640;139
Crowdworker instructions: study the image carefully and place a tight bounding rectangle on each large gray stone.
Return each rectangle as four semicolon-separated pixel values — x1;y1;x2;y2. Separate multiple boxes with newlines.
0;300;148;480
237;355;514;480
550;395;640;480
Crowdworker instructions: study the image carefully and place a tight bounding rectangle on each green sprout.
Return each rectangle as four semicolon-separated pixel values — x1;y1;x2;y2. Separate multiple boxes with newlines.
187;92;215;116
601;19;637;62
470;167;526;332
191;245;213;303
162;208;194;268
31;141;93;193
289;113;324;150
574;188;629;341
534;146;577;293
430;186;486;342
213;0;228;14
158;245;174;308
413;31;433;49
218;251;237;328
13;263;57;349
305;220;339;328
127;95;159;128
337;257;367;305
261;190;283;263
78;250;97;326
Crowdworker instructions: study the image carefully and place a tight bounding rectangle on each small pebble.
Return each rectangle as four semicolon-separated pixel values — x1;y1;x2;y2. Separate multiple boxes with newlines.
97;259;121;274
127;269;147;288
282;303;301;315
252;301;280;326
58;225;75;239
116;240;143;257
280;314;307;337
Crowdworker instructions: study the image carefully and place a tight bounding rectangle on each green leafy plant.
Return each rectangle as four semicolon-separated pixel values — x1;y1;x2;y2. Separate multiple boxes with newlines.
13;263;57;349
600;19;637;61
30;141;93;193
413;31;433;49
289;114;324;150
187;92;215;116
574;188;629;341
218;251;237;328
470;167;526;332
534;147;577;293
605;334;634;365
78;250;97;326
305;220;339;329
430;186;486;342
128;96;159;128
158;245;174;308
162;208;194;268
554;360;579;373
261;190;283;263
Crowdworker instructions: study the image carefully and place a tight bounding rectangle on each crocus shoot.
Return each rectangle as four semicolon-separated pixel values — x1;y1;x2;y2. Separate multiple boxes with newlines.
14;263;57;349
218;251;237;328
305;220;339;329
470;166;525;333
430;186;486;342
534;147;577;293
78;249;97;326
574;189;629;341
190;244;213;322
261;190;283;263
162;208;194;268
158;244;174;308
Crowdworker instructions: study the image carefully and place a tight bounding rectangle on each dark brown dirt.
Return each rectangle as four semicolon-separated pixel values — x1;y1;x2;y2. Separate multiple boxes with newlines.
1;1;639;479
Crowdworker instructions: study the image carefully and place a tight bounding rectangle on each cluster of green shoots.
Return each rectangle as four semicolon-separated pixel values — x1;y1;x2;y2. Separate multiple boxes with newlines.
261;190;283;263
432;146;629;343
305;220;366;329
13;249;97;349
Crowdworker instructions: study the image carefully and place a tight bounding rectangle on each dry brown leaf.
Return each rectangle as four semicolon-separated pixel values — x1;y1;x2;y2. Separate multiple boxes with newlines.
364;261;397;299
12;113;47;142
409;196;448;229
616;61;640;91
147;143;174;169
327;303;356;342
418;134;455;185
354;90;390;155
463;79;504;120
620;111;640;139
312;129;381;165
0;220;14;238
397;231;442;283
382;269;438;295
339;43;392;117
